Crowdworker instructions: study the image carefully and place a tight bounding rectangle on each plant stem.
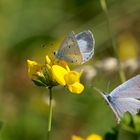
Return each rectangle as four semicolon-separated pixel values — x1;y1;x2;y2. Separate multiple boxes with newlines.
47;87;53;140
100;0;126;83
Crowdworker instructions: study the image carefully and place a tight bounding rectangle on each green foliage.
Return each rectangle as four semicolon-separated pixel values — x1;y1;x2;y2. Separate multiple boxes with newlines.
0;0;140;139
32;68;58;87
104;113;140;140
0;121;4;132
104;127;118;140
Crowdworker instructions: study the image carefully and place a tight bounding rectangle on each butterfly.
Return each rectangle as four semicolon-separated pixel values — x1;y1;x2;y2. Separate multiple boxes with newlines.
94;75;140;123
54;30;95;64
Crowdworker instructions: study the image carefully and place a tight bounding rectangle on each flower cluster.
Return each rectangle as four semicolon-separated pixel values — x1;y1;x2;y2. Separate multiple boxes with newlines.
27;55;84;94
72;133;102;140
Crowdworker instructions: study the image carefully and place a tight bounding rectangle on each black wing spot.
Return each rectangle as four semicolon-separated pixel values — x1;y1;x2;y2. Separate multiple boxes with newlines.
68;46;71;48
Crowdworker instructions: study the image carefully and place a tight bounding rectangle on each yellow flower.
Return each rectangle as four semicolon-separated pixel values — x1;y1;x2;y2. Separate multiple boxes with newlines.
67;82;84;94
45;55;84;93
64;71;84;94
27;55;84;93
52;65;68;86
86;134;102;140
27;60;42;79
53;59;70;71
64;71;80;84
72;135;84;140
46;55;52;66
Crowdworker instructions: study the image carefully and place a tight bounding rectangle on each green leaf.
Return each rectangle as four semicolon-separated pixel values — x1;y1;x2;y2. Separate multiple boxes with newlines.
104;127;118;140
118;128;137;140
38;75;48;85
120;112;135;133
32;79;47;87
133;115;140;133
121;112;132;126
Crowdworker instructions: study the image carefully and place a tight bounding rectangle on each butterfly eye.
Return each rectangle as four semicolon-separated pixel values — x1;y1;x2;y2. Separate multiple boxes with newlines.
107;95;112;102
54;52;56;55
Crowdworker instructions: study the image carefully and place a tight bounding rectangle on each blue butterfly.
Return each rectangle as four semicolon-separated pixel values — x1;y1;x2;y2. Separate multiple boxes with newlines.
95;75;140;123
54;30;95;64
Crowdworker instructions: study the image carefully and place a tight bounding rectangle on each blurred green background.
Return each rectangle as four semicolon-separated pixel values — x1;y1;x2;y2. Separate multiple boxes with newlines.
0;0;140;139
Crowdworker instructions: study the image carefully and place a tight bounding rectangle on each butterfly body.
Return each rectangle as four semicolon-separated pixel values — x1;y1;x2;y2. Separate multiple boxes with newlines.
54;30;95;64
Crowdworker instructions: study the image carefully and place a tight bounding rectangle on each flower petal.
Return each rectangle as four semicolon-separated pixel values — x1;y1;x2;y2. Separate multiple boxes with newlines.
64;71;80;85
68;82;84;94
86;134;102;140
46;55;52;66
27;60;41;79
52;65;68;86
53;59;70;71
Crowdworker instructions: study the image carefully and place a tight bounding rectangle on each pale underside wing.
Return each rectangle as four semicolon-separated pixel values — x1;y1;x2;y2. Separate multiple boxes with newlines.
113;98;140;117
55;31;83;64
110;75;140;98
76;30;95;63
98;75;140;123
55;30;95;64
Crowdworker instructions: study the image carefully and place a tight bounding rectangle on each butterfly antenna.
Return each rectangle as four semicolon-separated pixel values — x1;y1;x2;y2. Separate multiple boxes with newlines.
93;87;105;98
106;81;110;93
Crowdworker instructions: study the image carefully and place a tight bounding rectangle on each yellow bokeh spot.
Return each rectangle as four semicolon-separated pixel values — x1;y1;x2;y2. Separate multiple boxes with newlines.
118;33;138;61
68;82;84;94
52;65;68;86
72;135;84;140
86;134;102;140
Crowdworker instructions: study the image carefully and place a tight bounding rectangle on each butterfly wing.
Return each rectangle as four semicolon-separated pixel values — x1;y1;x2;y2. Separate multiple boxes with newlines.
55;31;83;64
103;95;140;123
110;75;140;98
111;89;140;99
106;75;140;122
95;76;140;123
76;30;95;53
113;98;140;118
76;30;95;63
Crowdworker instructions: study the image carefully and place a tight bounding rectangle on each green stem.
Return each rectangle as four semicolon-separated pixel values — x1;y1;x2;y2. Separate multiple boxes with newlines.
100;0;126;83
47;87;53;140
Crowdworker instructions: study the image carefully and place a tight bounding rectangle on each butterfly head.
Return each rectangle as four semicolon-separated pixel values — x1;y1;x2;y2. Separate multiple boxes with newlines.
54;51;58;58
53;51;57;56
106;94;112;102
54;51;63;60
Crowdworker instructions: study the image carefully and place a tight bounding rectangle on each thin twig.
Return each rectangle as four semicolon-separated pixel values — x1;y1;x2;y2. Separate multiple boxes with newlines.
100;0;126;83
